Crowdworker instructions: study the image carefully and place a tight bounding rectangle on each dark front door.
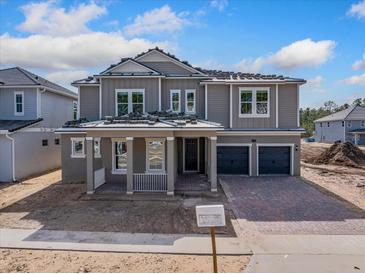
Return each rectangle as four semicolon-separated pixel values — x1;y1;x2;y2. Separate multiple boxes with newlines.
217;146;249;174
184;138;198;171
258;146;291;175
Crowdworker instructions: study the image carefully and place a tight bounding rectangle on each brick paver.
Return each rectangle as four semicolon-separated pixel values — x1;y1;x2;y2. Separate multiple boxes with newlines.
220;176;365;235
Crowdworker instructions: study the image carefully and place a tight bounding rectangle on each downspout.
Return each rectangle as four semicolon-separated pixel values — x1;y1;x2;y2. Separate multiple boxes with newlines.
5;132;16;182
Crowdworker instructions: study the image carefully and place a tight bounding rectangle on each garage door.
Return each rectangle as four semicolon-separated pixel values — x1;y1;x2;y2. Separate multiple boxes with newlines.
258;146;291;175
217;146;249;174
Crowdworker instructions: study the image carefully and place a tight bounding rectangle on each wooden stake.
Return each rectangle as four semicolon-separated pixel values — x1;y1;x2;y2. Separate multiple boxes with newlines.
210;227;218;273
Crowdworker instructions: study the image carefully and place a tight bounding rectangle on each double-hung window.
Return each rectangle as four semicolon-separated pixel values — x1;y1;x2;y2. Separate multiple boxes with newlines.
347;121;352;128
94;137;101;158
115;89;144;116
170;90;181;113
361;121;365;128
112;138;127;173
71;138;85;158
185;89;196;114
239;87;269;117
146;138;165;172
14;91;24;116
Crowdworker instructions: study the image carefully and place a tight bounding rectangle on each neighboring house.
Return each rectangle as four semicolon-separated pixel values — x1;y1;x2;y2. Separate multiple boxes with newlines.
0;67;78;182
56;48;305;195
314;105;365;145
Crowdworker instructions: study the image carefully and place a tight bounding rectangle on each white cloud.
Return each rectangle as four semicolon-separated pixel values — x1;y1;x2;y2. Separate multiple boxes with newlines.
210;0;228;12
46;70;89;86
352;53;365;70
0;32;171;70
341;73;365;85
235;39;336;72
124;5;189;36
302;76;326;93
17;0;106;36
347;0;365;19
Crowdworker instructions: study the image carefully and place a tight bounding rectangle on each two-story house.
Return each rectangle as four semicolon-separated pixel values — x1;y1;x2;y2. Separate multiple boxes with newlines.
314;104;365;145
56;48;305;195
0;67;78;182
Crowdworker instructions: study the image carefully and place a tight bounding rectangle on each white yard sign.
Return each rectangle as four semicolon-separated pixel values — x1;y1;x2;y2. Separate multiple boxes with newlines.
196;205;226;227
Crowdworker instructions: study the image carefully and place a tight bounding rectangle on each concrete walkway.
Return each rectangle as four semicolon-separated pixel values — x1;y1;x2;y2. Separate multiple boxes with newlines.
0;228;251;255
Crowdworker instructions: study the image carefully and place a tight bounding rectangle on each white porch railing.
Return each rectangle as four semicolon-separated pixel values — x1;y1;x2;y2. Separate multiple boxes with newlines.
133;173;167;192
94;168;105;189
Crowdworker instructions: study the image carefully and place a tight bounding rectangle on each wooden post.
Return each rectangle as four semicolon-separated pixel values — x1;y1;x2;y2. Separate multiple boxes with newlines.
210;227;218;273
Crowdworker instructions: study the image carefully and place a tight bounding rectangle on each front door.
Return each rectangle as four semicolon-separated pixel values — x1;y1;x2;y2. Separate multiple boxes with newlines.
184;138;198;172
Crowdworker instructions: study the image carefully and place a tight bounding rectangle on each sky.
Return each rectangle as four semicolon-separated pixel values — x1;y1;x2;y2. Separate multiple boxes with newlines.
0;0;364;108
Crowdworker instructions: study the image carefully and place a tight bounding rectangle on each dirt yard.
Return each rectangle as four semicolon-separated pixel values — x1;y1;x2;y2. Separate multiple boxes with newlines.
0;249;249;273
301;141;365;211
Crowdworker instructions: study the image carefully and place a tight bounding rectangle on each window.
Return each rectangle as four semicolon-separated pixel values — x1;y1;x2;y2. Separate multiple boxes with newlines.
94;137;101;158
71;138;85;158
347;121;352;128
54;138;60;145
320;122;322;127
239;87;269;117
342;121;345;127
327;122;330;127
146;138;165;172
185;89;196;114
170;90;181;113
42;139;48;146
112;139;127;173
115;89;144;116
362;121;365;128
14;91;24;116
73;101;78;120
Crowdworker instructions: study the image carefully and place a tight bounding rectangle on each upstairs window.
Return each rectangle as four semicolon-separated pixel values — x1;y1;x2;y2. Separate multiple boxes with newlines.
14;91;24;116
170;90;181;113
115;89;144;116
239;88;269;117
362;121;365;128
320;122;322;127
73;101;78;120
185;89;196;114
347;121;352;128
342;121;345;127
146;138;165;172
327;122;330;127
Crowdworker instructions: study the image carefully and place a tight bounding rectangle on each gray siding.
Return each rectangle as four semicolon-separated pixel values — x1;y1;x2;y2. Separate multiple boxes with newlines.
101;78;159;117
79;86;99;121
207;85;230;128
40;91;74;127
0;87;37;120
347;106;365;120
217;135;301;176
314;121;345;143
161;79;204;117
140;61;194;75
0;136;12;182
278;84;298;128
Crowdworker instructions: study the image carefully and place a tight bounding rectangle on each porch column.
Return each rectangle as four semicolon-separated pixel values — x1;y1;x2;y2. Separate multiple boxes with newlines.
167;137;175;195
126;137;134;194
209;136;217;192
86;137;94;194
354;133;359;145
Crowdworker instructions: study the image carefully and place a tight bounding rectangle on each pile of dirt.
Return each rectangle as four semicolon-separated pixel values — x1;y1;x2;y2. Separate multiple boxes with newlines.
311;141;365;168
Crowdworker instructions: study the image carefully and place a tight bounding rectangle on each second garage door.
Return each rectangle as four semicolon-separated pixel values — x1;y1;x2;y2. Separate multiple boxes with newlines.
217;146;249;174
258;146;291;175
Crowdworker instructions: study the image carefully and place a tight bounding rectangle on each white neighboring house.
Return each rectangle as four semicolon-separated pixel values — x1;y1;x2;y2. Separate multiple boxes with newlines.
0;67;78;182
314;105;365;145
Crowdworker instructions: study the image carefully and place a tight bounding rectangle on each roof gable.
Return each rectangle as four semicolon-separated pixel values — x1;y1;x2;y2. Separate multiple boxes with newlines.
346;105;365;120
101;59;161;75
314;105;363;122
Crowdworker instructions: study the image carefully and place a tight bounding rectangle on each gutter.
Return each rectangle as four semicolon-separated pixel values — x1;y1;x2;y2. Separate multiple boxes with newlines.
4;132;16;182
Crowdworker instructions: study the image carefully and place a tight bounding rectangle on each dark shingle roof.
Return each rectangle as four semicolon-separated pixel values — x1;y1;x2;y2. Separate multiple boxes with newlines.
314;105;357;123
0;119;43;132
0;67;77;98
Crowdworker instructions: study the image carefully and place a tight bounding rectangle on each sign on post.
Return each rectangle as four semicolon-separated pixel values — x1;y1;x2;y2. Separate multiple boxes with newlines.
196;205;225;273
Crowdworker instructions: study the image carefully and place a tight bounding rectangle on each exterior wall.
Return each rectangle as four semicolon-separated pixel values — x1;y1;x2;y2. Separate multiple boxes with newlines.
101;78;159;117
0;135;12;182
79;86;99;121
217;135;301;176
347;106;365;120
161;79;204;117
140;62;193;75
61;134;86;183
13;130;61;180
40;91;75;127
278;84;298;128
314;121;345;143
207;84;230;128
0;87;37;120
345;120;365;143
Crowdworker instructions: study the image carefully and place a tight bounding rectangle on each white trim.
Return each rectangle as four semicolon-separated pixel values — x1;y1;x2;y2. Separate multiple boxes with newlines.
20;127;56;132
170;89;181;113
216;143;252;176
185;89;196;114
209;136;218;140
126;137;134;141
145;138;166;173
14;91;24;116
238;87;270;118
296;84;300;127
183;137;200;172
204;84;208;120
99;79;102;119
5;133;16;181
256;143;294;176
85;137;93;141
94;137;101;158
158;77;161;111
71;137;86;158
77;86;80;119
217;131;302;136
115;89;145;116
101;59;160;75
229;84;233;128
56;127;223;133
276;84;279;128
111;138;127;174
36;88;41;118
167;136;175;141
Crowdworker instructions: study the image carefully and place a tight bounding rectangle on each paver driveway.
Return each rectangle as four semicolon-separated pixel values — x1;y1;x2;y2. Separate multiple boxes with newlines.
220;176;365;235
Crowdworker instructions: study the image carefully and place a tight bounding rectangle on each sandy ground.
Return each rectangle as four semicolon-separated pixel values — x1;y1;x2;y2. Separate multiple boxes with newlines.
301;142;365;211
0;249;249;273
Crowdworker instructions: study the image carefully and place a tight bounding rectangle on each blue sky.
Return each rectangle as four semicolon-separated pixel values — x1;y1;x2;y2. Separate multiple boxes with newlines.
1;0;365;108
